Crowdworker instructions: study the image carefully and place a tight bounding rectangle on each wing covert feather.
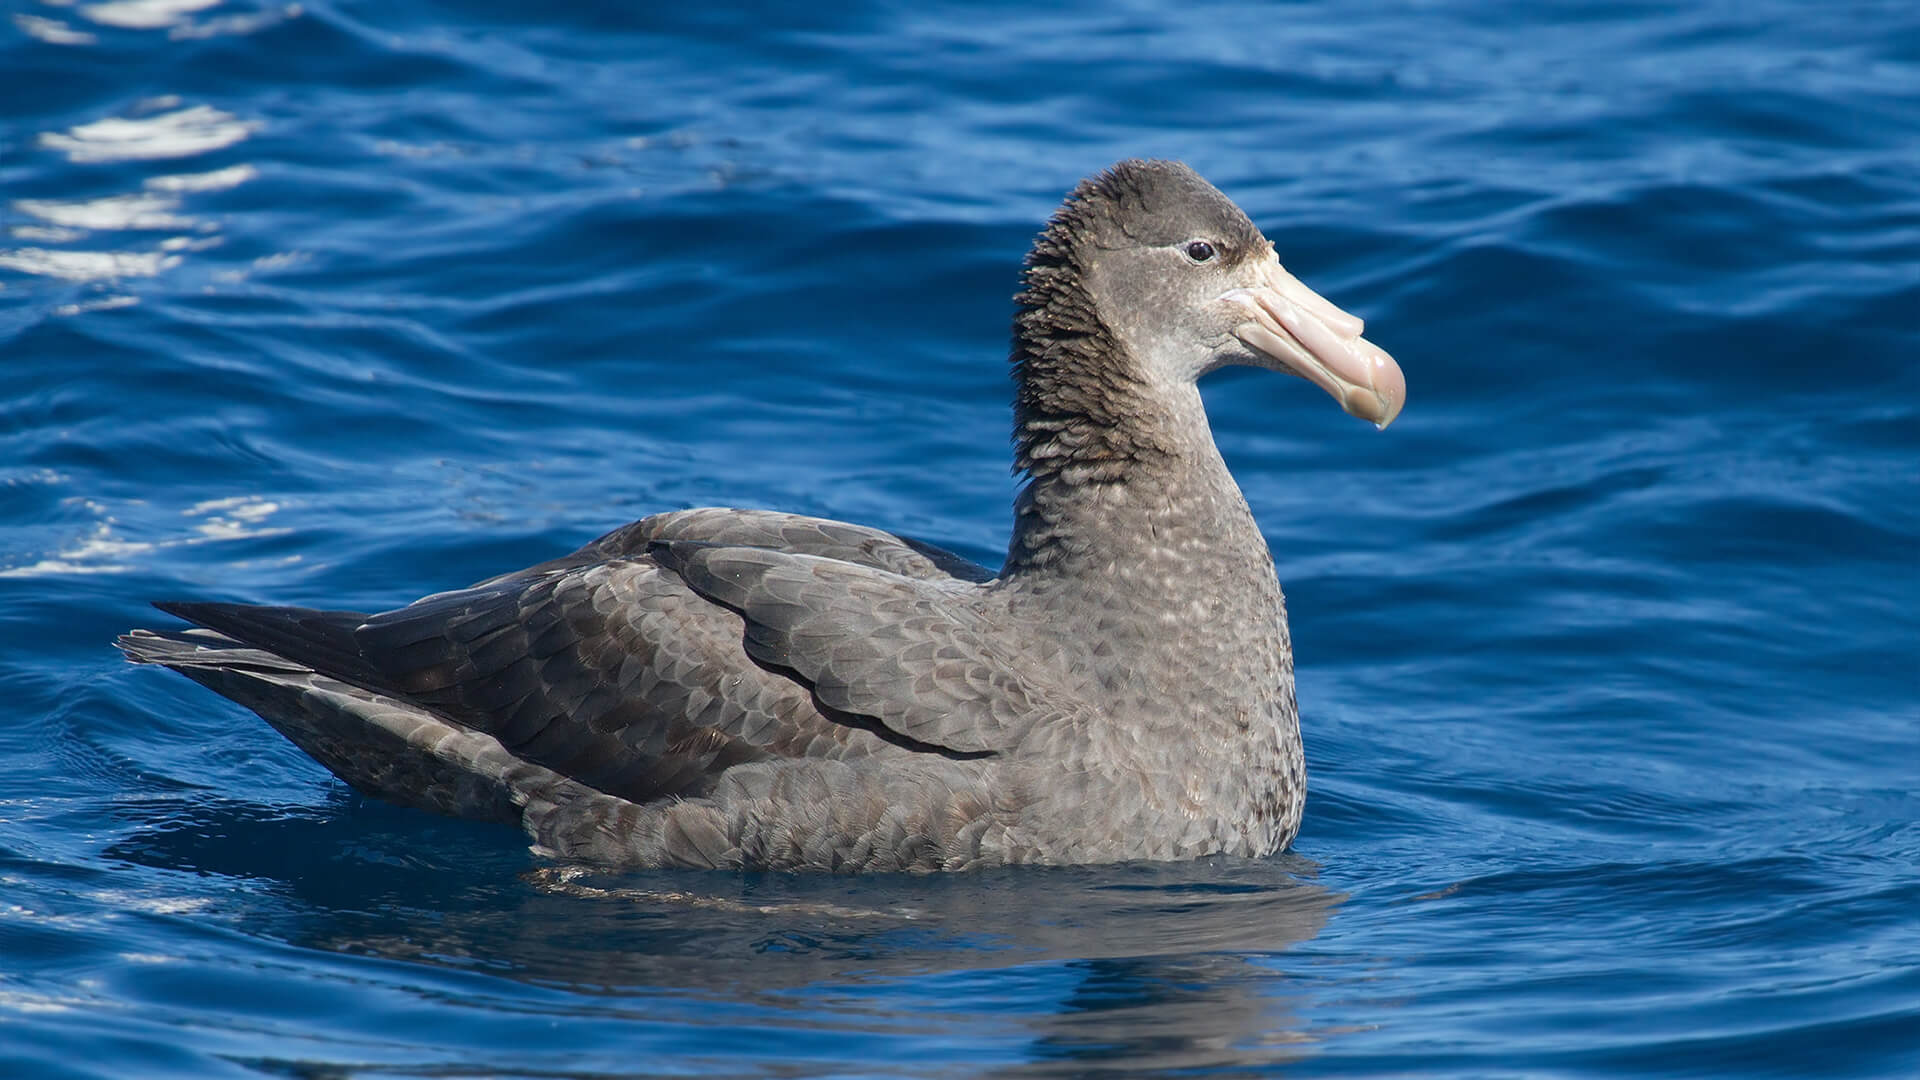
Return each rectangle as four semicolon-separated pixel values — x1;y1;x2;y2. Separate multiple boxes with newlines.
661;544;1081;756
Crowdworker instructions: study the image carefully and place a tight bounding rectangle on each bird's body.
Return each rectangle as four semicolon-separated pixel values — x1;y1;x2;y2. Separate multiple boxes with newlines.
119;160;1403;872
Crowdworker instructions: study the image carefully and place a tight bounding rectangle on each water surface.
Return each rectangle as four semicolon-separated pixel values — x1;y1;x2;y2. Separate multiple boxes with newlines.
3;1;1917;1076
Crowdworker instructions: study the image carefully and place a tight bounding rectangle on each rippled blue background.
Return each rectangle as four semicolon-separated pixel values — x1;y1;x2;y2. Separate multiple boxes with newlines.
4;1;1917;1076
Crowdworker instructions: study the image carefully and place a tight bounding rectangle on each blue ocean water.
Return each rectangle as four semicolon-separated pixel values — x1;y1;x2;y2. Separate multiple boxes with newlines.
3;0;1917;1074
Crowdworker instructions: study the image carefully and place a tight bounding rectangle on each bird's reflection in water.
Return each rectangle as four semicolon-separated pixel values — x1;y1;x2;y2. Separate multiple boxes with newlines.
109;794;1339;1073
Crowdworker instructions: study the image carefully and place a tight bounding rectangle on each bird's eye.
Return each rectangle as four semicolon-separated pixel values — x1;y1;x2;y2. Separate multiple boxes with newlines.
1184;240;1217;263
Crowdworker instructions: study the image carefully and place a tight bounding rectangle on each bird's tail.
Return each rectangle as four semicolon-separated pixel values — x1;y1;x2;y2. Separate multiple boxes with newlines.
117;626;581;825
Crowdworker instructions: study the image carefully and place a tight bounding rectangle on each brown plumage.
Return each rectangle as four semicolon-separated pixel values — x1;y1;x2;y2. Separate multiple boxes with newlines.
118;160;1404;872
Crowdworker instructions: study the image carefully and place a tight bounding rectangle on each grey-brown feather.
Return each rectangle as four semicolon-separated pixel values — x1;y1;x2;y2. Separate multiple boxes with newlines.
119;159;1315;872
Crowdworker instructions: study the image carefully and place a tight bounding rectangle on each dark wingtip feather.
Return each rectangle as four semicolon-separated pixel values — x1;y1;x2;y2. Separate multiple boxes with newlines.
154;599;231;623
143;600;379;687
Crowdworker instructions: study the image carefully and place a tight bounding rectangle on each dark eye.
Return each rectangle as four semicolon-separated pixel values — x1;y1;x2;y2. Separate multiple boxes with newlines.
1183;240;1217;263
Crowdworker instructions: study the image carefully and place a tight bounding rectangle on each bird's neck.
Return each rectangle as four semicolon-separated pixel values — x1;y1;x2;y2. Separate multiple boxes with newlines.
1006;357;1272;608
1003;389;1271;588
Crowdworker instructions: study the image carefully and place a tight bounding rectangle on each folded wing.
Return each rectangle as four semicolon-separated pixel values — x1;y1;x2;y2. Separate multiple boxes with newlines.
136;508;1071;808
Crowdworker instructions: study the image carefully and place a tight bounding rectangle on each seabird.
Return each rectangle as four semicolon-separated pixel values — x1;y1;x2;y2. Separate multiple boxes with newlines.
119;159;1404;872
